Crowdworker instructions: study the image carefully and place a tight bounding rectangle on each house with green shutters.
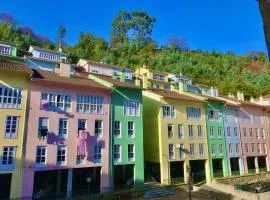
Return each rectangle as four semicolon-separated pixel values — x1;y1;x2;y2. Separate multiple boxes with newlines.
204;96;229;178
76;61;144;190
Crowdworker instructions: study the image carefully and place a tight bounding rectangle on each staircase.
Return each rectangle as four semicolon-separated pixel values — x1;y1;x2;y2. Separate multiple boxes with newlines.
144;182;175;199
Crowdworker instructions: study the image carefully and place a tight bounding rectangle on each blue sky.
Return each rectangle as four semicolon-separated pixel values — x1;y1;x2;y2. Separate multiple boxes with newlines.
1;0;267;55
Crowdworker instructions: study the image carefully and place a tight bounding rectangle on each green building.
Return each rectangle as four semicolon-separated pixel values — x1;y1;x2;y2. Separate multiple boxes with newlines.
87;72;144;190
205;97;229;178
0;41;17;57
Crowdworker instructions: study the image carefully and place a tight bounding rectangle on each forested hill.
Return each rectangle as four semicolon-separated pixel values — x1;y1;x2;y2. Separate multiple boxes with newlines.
0;11;269;99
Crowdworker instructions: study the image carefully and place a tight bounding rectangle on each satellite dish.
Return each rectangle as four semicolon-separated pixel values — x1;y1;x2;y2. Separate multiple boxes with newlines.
175;144;181;149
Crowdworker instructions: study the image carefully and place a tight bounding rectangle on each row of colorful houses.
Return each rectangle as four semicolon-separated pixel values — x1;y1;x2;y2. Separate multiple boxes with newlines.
0;41;270;199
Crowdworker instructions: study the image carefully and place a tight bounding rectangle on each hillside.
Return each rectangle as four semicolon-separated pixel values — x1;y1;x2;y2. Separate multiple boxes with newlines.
0;11;269;99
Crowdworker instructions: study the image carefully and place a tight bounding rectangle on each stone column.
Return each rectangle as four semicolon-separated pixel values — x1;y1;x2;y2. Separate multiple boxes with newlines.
184;160;189;184
66;169;73;199
205;159;211;183
266;156;270;172
239;157;244;176
243;157;248;175
255;157;259;174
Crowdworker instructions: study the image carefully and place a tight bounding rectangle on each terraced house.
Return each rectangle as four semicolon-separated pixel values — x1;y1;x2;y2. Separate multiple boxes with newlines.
143;89;211;184
224;93;270;175
21;63;112;198
0;59;32;199
77;60;144;190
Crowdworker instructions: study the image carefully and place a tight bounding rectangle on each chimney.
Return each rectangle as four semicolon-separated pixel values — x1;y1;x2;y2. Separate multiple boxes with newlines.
237;91;244;101
58;63;71;77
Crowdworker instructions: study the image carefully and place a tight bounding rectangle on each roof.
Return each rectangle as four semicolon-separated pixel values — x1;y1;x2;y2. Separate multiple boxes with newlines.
30;45;67;56
31;69;111;91
24;55;63;64
149;89;205;102
0;40;16;46
199;94;226;103
84;59;133;72
0;59;32;74
220;96;267;108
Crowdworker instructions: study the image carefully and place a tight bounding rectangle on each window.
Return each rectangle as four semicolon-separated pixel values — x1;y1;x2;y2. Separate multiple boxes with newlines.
0;87;22;108
178;124;184;139
38;118;49;139
179;144;185;159
243;128;247;137
199;143;204;157
94;145;102;162
114;121;121;137
162;105;175;118
261;128;265;139
211;144;216;155
57;146;67;165
227;127;231;137
198;125;202;138
128;121;135;137
255;128;259;139
218;127;222;138
0;45;11;55
124;99;140;116
190;144;195;157
210;126;214;138
236;143;240;154
5;116;19;138
36;146;47;166
208;109;220;121
169;144;175;159
1;147;16;167
251;143;255;153
95;120;103;137
263;143;267;154
153;84;160;89
164;85;171;90
153;73;164;80
58;119;68;137
186;107;201;119
41;93;71;112
245;143;249;153
168;124;173;138
257;143;261;154
234;127;238;137
78;119;86;131
249;128;253;137
113;144;121;162
229;144;233;154
76;95;103;114
128;144;135;161
219;144;223;155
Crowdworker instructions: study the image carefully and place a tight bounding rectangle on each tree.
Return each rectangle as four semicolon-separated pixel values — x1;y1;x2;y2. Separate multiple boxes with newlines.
57;25;67;50
110;10;131;47
167;36;189;51
258;0;270;59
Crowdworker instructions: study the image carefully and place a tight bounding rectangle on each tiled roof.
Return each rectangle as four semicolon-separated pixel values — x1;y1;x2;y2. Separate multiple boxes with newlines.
149;89;205;102
0;59;32;74
83;59;133;71
220;96;266;108
30;45;68;56
32;69;111;91
76;71;142;89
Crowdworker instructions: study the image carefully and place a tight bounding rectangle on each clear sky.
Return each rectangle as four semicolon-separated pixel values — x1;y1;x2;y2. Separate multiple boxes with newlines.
1;0;267;55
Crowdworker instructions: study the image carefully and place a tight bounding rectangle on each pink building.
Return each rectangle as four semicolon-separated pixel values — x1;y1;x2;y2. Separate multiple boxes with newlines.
22;64;112;198
234;94;270;174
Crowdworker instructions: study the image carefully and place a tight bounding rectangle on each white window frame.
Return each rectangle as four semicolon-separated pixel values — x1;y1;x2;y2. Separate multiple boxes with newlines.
210;126;214;138
261;128;265;139
179;144;185;159
218;127;222;138
1;146;16;170
0;87;22;109
208;109;221;121
229;143;233;154
0;45;11;55
78;119;87;131
168;124;173;139
188;125;194;138
58;118;68;137
169;144;175;160
57;145;67;165
41;93;71;112
35;146;47;167
234;127;238;137
128;121;135;138
178;124;184;139
236;143;240;154
219;143;223;155
245;143;249;153
199;143;204;157
38;117;49;138
113;144;121;162
186;107;201;120
190;144;195;158
227;127;231;137
95;120;103;137
123;99;140;116
162;105;175;118
114;121;121;137
4;116;19;139
198;125;202;138
211;144;216;155
76;95;104;114
128;144;135;161
94;144;102;163
251;143;255;153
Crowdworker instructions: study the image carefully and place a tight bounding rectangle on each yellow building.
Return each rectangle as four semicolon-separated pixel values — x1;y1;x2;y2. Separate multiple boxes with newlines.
143;89;211;184
0;59;32;199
